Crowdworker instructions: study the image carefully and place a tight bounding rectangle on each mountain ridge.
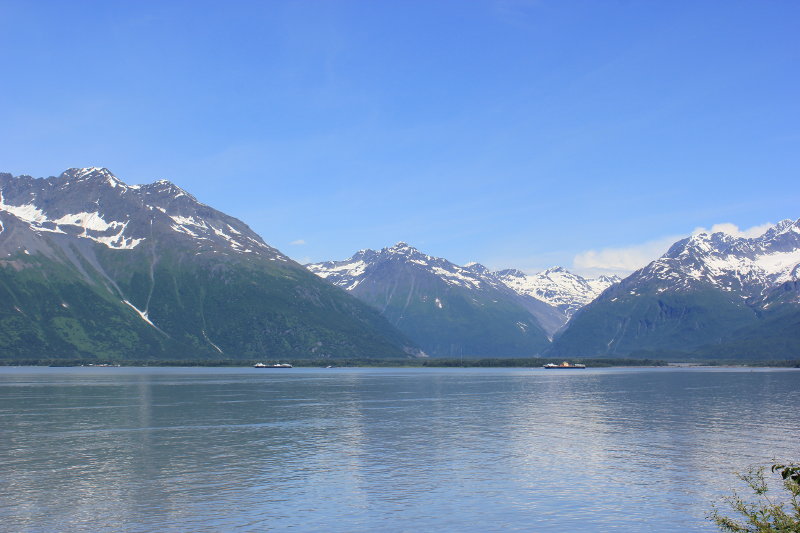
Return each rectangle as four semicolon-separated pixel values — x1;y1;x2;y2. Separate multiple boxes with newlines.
307;243;620;355
3;167;797;362
308;242;554;356
549;219;800;359
0;168;416;361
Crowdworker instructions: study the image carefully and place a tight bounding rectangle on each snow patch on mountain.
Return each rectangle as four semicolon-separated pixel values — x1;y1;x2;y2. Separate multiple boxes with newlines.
92;225;144;250
0;168;287;258
640;218;800;298
68;167;125;189
52;211;125;232
122;300;156;328
0;194;50;225
0;190;140;248
308;243;499;292
495;267;620;316
307;243;618;319
311;257;370;290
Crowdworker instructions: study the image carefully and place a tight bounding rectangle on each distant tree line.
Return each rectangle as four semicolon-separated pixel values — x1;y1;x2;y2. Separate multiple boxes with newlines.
2;357;798;368
0;357;668;367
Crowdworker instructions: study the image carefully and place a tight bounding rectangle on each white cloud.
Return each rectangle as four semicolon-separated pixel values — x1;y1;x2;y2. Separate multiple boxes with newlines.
691;222;773;239
572;235;680;278
572;221;774;277
289;239;306;246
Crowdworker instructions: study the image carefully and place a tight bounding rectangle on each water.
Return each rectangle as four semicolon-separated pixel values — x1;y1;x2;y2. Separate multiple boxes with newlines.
0;367;798;532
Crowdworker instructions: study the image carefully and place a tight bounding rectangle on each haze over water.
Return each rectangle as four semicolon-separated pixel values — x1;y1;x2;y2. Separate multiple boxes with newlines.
1;367;798;532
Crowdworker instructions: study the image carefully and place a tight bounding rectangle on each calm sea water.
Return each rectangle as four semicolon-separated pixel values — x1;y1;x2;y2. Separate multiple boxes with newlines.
0;366;798;532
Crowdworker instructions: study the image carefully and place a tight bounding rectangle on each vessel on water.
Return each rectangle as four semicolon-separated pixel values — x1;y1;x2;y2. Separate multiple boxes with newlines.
543;361;586;369
254;362;293;368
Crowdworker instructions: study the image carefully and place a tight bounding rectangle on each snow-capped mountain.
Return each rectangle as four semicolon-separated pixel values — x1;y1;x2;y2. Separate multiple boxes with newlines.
0;167;287;260
495;267;620;316
308;243;554;357
550;219;800;359
0;168;413;361
308;245;620;335
309;242;511;292
638;219;800;301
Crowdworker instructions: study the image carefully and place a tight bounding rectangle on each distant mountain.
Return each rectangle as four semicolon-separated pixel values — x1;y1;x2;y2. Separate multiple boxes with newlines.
307;243;553;357
549;219;800;359
0;168;415;361
495;267;620;317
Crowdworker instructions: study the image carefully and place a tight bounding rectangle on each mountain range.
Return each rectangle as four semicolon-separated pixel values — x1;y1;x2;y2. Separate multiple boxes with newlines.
1;167;798;362
307;245;617;357
0;168;414;361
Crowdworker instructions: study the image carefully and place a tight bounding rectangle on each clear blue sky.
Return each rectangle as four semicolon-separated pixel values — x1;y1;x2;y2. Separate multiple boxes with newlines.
1;0;798;276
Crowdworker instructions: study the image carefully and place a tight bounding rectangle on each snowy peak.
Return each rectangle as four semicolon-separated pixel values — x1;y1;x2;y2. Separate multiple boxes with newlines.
596;274;619;283
389;241;413;252
496;268;525;278
464;262;491;275
550;218;800;359
61;167;125;189
308;243;555;356
140;179;198;203
307;244;618;318
765;218;798;239
377;243;495;289
384;241;428;260
307;243;498;291
305;255;371;291
495;266;619;316
0;171;142;250
0;168;288;260
641;218;800;297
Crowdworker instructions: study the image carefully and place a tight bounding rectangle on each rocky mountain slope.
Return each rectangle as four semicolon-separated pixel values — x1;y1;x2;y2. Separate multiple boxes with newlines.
0;168;415;361
307;243;554;357
549;219;800;359
307;244;618;356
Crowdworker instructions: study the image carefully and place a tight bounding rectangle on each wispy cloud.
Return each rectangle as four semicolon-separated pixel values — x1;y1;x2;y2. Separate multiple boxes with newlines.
289;239;307;246
691;222;772;238
573;222;773;277
572;235;680;278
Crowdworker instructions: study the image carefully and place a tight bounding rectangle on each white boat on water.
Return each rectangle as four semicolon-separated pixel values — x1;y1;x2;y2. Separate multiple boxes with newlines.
543;361;586;369
254;362;293;368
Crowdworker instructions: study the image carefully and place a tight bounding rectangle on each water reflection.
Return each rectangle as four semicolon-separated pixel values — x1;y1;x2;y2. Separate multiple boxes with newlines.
0;367;798;532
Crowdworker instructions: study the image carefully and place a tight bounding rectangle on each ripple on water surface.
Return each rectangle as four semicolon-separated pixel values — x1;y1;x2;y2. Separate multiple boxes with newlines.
0;366;798;532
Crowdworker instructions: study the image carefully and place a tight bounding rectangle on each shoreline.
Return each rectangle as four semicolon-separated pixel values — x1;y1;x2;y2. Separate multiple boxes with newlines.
1;358;798;369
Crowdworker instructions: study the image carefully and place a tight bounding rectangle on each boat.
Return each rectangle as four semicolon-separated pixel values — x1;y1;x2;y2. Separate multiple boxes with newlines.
543;361;586;369
253;362;293;368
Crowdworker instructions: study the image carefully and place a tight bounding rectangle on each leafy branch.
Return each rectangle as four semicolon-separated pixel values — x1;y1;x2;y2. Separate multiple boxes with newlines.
710;462;800;532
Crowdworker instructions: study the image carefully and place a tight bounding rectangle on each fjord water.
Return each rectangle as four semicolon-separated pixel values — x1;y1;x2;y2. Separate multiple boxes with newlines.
1;368;798;532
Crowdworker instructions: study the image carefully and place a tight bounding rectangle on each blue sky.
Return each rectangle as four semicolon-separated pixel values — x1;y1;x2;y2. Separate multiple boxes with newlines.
1;0;798;275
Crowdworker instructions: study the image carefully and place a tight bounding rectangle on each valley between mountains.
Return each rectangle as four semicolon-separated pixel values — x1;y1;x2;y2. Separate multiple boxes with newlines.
1;168;798;361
